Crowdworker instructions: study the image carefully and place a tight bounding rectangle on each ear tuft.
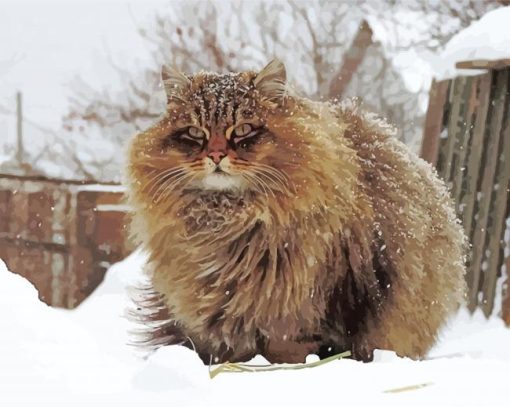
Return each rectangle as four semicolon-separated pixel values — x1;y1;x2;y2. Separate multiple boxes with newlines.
161;65;191;104
253;59;287;103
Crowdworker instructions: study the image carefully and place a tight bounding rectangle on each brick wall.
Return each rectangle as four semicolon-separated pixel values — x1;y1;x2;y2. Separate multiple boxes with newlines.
0;174;133;308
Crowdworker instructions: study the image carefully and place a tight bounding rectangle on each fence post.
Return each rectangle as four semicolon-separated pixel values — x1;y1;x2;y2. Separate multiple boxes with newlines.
420;79;449;166
481;78;510;316
440;76;467;182
451;76;477;211
467;69;509;311
16;91;23;166
460;72;492;239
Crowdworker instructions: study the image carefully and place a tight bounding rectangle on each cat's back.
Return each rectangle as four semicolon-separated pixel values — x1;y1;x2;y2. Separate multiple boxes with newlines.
333;102;464;246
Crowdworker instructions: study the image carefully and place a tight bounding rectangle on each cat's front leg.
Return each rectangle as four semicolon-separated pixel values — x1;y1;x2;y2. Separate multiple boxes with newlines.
262;339;320;364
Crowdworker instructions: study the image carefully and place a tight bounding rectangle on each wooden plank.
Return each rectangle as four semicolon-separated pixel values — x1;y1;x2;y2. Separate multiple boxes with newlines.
50;189;71;246
70;244;96;306
440;76;467;182
503;255;510;326
481;74;510;316
502;198;510;325
50;251;68;308
66;191;79;309
328;20;373;98
0;173;121;186
456;59;510;70
8;190;29;239
467;69;509;311
460;73;492;239
94;210;130;262
0;190;12;233
76;191;99;247
434;81;453;175
0;236;68;253
420;79;450;165
95;191;125;206
27;191;55;242
451;76;477;210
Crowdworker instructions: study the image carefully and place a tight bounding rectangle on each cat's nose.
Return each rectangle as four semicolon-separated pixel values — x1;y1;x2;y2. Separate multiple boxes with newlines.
208;151;226;164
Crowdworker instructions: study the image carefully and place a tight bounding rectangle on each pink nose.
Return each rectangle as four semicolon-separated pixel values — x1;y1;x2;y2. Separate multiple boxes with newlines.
208;151;226;164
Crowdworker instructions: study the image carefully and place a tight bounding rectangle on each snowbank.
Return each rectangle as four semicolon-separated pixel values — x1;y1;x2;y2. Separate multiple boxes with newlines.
0;258;136;401
434;6;510;80
2;255;510;407
0;256;205;406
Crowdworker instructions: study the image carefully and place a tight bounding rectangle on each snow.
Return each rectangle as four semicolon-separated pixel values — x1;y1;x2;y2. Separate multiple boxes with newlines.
433;6;510;80
2;253;510;407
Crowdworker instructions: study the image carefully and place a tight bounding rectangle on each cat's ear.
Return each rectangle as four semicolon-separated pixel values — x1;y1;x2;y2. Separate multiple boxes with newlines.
254;59;287;104
161;65;191;104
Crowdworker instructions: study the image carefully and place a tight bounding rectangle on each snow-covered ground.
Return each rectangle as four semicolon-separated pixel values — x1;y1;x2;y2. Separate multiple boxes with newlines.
2;253;510;407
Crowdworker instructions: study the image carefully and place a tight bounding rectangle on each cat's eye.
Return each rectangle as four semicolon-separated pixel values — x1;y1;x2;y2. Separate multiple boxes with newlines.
234;123;253;137
176;126;205;146
188;127;205;139
231;123;259;145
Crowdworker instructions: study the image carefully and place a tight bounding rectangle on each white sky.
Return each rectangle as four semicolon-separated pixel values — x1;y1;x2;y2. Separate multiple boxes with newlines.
0;0;168;134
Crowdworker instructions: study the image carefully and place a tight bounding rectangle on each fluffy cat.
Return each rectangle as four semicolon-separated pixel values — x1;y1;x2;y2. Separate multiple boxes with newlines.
125;59;466;364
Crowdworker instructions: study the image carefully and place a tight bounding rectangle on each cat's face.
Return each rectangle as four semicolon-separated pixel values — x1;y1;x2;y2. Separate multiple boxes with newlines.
130;59;302;205
159;66;285;193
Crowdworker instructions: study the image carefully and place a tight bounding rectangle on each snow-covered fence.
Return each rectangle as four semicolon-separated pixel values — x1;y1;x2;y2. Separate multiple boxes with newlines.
0;174;132;308
421;59;510;320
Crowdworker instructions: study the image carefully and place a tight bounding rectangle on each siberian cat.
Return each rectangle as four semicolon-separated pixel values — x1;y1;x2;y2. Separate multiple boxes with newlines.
125;59;466;364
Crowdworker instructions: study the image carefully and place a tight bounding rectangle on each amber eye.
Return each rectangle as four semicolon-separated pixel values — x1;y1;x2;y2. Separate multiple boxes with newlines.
232;123;260;146
177;126;205;146
234;123;253;137
188;127;205;138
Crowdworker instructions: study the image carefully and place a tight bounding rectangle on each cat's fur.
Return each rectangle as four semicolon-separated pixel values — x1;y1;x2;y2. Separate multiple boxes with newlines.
125;59;466;364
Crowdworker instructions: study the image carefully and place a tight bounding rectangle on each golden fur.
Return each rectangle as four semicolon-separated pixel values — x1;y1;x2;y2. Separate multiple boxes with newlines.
125;60;466;364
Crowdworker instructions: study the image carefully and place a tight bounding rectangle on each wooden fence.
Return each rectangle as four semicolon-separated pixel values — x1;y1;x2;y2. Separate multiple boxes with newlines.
0;174;132;308
421;59;510;319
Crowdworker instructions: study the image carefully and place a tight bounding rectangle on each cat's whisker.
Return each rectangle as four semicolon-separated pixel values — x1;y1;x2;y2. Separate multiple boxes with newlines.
152;169;192;201
157;172;197;203
151;170;187;202
240;172;264;196
153;178;183;204
252;162;290;184
240;173;265;196
146;167;187;196
246;171;275;198
234;160;289;180
233;161;292;194
253;164;297;195
149;162;202;200
155;173;189;203
251;167;288;193
250;169;278;190
146;161;200;192
243;164;288;195
147;166;185;184
144;168;178;194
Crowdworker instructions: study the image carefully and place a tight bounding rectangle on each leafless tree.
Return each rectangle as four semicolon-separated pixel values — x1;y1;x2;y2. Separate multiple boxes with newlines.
58;0;501;181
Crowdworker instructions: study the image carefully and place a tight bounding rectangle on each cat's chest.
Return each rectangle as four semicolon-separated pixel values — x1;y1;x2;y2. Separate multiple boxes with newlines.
177;191;253;235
